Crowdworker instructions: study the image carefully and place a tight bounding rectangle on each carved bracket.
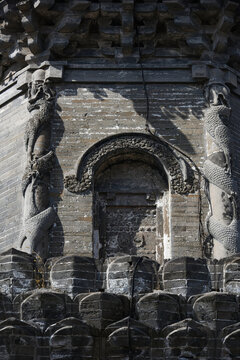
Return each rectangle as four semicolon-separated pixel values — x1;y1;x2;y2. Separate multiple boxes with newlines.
1;2;240;74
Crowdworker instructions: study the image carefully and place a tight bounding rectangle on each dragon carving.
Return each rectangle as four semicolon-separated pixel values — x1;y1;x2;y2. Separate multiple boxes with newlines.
18;69;56;258
203;81;240;257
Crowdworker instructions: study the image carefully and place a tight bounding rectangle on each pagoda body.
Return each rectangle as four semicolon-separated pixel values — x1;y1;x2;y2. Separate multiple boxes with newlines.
0;0;239;358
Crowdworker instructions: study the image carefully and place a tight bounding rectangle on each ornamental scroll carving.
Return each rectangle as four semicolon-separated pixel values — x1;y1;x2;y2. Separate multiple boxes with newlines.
18;69;56;258
203;80;240;257
64;133;198;195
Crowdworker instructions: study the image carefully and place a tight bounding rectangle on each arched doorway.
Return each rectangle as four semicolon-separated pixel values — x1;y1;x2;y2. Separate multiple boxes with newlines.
93;152;168;262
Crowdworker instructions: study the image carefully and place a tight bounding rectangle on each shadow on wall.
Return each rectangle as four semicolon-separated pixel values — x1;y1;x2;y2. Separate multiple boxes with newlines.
50;82;205;256
87;83;205;155
49;103;65;257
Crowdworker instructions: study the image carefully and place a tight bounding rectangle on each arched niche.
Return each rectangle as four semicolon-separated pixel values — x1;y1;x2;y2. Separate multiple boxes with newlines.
64;133;197;262
64;133;196;195
93;151;168;261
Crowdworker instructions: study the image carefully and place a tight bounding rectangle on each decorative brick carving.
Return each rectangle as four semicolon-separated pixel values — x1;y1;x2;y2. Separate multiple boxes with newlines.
64;133;198;195
0;2;240;359
203;75;240;257
18;69;56;258
24;76;55;161
0;2;240;74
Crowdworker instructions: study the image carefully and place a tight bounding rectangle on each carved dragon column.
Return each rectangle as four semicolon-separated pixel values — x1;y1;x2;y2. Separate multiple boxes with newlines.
18;69;56;259
203;71;240;258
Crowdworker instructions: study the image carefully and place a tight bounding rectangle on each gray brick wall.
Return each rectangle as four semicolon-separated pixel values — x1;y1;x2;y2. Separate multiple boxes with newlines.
50;82;206;258
0;93;28;252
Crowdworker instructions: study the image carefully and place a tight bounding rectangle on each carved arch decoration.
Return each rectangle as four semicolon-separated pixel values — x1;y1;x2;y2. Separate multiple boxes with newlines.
64;133;198;195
